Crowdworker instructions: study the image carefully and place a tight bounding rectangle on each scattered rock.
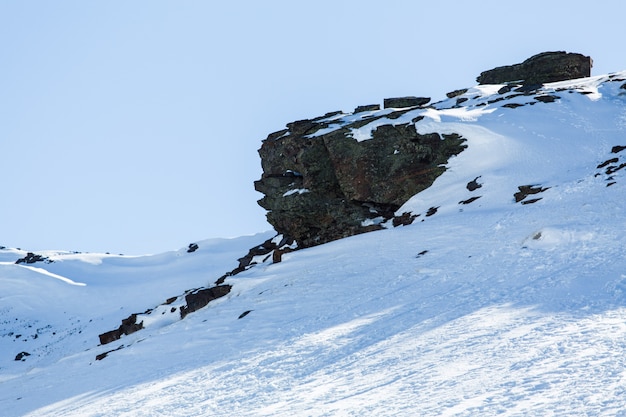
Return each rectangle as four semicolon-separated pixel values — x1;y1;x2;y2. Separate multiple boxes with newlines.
503;103;525;109
497;86;512;94
392;212;419;227
466;176;482;191
15;253;51;265
477;51;592;85
14;351;30;361
514;185;550;203
180;285;232;319
534;95;559;103
459;196;482;205
238;310;252;319
446;89;468;99
611;145;626;154
383;96;430;108
98;314;144;345
597;158;619;169
425;207;439;217
96;345;124;361
354;104;380;113
521;198;542;205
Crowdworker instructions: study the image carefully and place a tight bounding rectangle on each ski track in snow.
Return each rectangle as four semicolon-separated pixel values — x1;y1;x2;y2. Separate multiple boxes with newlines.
3;73;626;416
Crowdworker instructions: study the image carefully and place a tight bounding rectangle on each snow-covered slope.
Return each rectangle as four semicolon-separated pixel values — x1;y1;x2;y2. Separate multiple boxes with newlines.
3;72;626;416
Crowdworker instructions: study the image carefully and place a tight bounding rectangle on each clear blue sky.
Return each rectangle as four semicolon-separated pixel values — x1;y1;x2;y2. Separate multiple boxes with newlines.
2;1;625;254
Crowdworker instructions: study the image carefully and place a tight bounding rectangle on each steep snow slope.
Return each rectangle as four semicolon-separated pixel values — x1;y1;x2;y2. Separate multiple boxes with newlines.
2;72;626;416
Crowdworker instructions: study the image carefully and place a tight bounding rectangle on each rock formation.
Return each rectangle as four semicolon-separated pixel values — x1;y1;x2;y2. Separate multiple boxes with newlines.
255;51;593;248
254;110;467;248
476;51;591;85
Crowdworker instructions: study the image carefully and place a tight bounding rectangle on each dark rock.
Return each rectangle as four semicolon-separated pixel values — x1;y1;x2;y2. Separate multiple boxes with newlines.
425;207;439;217
521;198;542;205
98;314;144;345
459;196;481;205
15;252;51;265
187;243;199;253
392;212;419;227
255;116;466;247
606;163;626;175
534;95;559;103
514;84;544;93
514;185;550;203
497;86;512;94
503;103;525;109
14;351;30;361
446;89;468;99
467;176;482;191
477;51;592;85
238;310;252;319
611;145;626;154
354;104;380;113
179;285;232;319
383;96;430;108
96;345;124;361
597;158;619;169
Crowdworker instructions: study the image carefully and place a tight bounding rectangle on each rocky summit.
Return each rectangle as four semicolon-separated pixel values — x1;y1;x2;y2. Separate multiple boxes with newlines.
255;51;594;248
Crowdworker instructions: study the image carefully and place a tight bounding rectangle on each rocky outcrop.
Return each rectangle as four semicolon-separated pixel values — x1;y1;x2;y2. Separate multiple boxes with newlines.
477;51;592;85
255;111;467;248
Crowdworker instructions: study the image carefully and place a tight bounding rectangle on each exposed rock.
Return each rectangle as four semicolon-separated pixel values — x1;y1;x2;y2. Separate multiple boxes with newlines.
392;212;419;227
187;243;199;253
179;285;232;319
611;145;626;154
15;252;51;265
98;313;144;345
459;196;481;205
446;89;468;99
477;51;591;85
238;310;252;319
383;96;430;108
354;104;380;113
514;185;550;203
534;95;559;103
466;176;482;191
14;351;30;361
255;115;467;247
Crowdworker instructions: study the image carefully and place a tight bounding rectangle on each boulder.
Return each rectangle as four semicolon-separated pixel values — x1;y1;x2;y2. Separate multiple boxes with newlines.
477;51;592;85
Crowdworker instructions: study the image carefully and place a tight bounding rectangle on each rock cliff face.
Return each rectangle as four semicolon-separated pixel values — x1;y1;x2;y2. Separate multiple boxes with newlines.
476;51;591;85
254;107;467;247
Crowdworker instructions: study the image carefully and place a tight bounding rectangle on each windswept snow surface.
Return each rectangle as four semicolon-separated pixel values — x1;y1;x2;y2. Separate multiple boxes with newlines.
3;73;626;416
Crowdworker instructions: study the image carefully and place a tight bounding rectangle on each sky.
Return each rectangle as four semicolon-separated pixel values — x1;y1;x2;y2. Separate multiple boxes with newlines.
1;0;625;255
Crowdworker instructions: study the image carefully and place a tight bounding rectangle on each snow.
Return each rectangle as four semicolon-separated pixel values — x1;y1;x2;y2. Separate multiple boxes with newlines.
283;188;310;197
3;73;626;416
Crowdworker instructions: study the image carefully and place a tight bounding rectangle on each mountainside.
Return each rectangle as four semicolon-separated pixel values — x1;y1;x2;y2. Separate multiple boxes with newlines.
2;63;626;416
